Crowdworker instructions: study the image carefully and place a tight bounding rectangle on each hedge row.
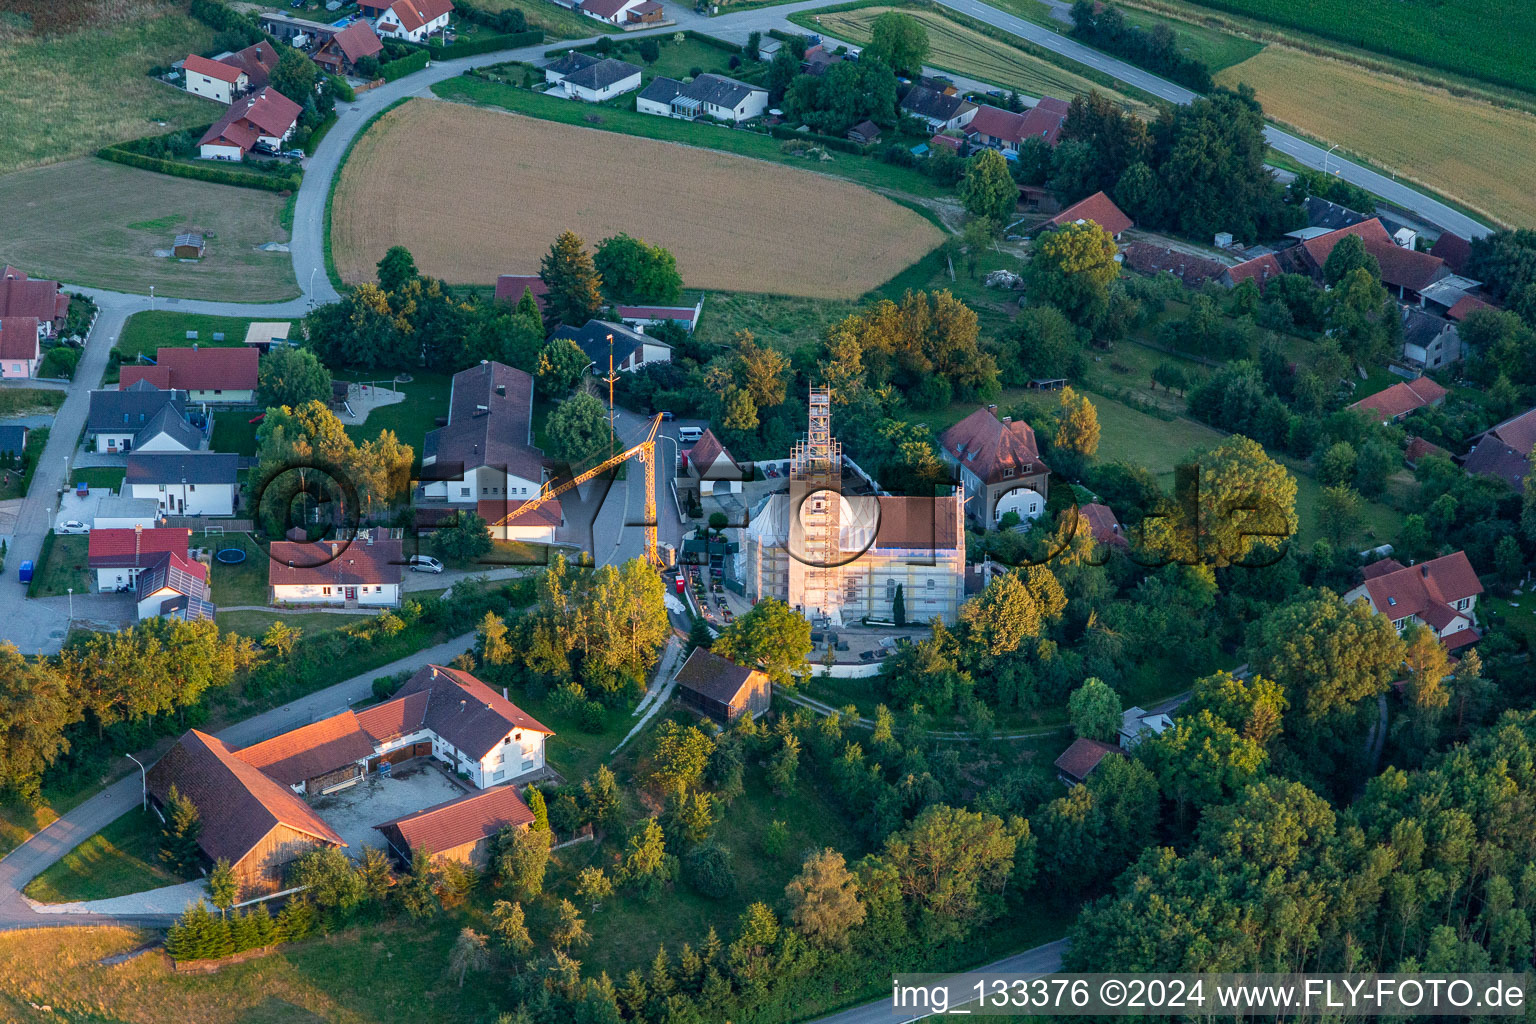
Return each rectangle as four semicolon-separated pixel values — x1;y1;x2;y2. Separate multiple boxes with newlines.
380;49;431;81
97;146;300;193
768;124;867;155
429;28;543;58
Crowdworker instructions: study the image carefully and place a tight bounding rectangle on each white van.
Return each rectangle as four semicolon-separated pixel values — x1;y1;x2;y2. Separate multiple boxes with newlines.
678;426;704;443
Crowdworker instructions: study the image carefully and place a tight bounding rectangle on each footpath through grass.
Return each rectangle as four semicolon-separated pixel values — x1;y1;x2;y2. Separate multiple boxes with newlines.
23;808;193;904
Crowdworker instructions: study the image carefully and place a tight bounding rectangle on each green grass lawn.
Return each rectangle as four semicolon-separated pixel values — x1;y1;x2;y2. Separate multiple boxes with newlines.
433;76;953;199
208;533;271;608
22;808;193;904
214;609;366;641
0;388;64;418
71;467;125;494
477;0;620;37
116;311;285;363
29;533;91;598
982;0;1263;72
342;371;454;464
0;428;47;502
598;36;750;82
211;411;263;457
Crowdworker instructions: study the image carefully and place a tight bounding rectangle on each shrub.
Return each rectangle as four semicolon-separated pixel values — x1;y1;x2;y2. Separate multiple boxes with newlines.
549;681;588;716
97;145;299;193
684;842;735;898
380;49;431;82
579;700;607;733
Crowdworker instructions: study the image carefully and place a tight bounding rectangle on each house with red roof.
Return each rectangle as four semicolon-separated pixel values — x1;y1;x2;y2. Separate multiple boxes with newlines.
1080;502;1128;549
939;407;1050;527
269;528;405;607
88;526;194;592
1463;406;1536;491
1348;376;1448;424
1343;552;1483;650
963;96;1069;155
1042;190;1132;239
120;346;258;403
198;87;302;161
0;317;40;378
1447;294;1495;322
313;21;383;75
1292;218;1451;304
479;498;564;543
494;274;549;312
0;267;67;338
1429;231;1471;275
182;53;249;104
1403;436;1449;470
368;0;453;41
684;428;742;497
132;549;215;623
616;301;703;332
1054;737;1124;785
1219;252;1285;290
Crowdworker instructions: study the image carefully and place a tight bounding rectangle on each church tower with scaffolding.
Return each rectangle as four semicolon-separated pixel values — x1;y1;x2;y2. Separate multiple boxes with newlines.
787;386;844;624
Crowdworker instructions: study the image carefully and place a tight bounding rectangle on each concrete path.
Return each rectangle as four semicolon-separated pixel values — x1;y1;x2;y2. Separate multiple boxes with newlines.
0;630;477;929
613;635;684;754
29;879;210;919
808;938;1070;1023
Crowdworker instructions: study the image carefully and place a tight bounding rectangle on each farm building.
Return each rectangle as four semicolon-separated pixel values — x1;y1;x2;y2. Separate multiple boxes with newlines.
1401;307;1462;370
313;21;384;75
86;381;190;453
366;0;454;42
0;316;40;378
939;406;1051;527
962;97;1069;154
1043;191;1132;240
0;267;68;338
374;785;534;868
673;648;771;725
1463;406;1536;491
268;528;404;608
172;233;205;259
148;729;348;897
556;57;642;102
615;301;702;332
636;73;768;123
420;361;546;508
198;87;301;161
551;319;671;373
258;12;340;45
120;346;259;404
182;53;248;104
125;451;239;516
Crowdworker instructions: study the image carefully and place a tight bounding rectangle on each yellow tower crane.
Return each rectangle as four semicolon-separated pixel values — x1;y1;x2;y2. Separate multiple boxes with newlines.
489;413;664;566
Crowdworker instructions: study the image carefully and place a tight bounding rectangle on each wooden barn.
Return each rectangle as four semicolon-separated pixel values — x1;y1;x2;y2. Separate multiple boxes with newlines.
173;233;206;259
673;648;771;724
374;784;534;868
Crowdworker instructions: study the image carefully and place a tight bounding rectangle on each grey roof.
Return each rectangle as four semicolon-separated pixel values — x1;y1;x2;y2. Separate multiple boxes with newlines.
1303;196;1368;231
674;648;762;705
639;76;685;105
900;84;974;122
1402;307;1454;349
87;381;187;433
0;424;26;455
393;664;553;761
681;73;762;109
551;319;668;368
545;50;601;77
562;57;641;92
125;451;238;485
95;496;160;521
423;361;543;479
133;405;202;451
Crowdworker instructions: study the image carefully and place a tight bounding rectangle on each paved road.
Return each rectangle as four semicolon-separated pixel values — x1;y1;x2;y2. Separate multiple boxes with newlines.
808;939;1070;1023
0;630;478;929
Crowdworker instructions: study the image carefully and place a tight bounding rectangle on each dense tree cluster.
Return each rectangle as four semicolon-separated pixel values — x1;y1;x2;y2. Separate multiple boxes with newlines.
1069;0;1212;91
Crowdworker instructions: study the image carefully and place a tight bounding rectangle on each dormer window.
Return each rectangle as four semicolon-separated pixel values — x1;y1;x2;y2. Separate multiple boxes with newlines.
1002;467;1014;478
1387;597;1396;606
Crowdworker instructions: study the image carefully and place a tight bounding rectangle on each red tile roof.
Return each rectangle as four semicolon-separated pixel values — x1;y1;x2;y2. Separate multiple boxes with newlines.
1080;502;1127;548
147;729;345;866
1480;406;1536;457
1357;552;1482;626
1348;376;1448;421
615;304;697;322
1044;191;1132;236
1121;243;1225;288
1403;436;1449;466
929;133;962;151
493;275;548;308
235;711;378;786
0;272;64;324
674;648;766;706
119;366;173;390
1223;253;1284;288
687;428;731;469
224;42;280;88
873;494;962;550
940;406;1049;485
199;88;301;151
1053;737;1123;782
1299;218;1447;294
184;53;244;84
269;529;405;588
374;784;532;856
1447;294;1495;321
387;0;454;30
154;346;259;392
328;20;384;63
964;104;1029;144
0;317;38;361
1429;231;1471;274
356;689;430;743
88;527;192;569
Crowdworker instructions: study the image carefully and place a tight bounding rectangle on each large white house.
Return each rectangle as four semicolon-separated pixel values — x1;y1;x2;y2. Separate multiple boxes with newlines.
268;528;404;607
125;452;238;516
556;57;642;102
550;319;672;374
198;88;301;161
368;0;453;42
87;381;190;454
421;361;545;507
87;527;196;592
637;73;768;123
1342;552;1483;651
182;53;248;104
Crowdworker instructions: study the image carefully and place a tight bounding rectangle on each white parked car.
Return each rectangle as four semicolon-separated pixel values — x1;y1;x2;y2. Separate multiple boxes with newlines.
408;555;444;574
58;520;90;534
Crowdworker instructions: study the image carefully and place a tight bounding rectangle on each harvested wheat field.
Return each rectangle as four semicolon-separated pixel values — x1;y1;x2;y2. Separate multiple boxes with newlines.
330;99;944;297
1218;47;1536;227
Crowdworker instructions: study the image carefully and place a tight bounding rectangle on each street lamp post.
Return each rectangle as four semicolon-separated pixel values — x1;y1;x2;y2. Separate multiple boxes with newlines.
149;285;154;312
1324;143;1339;176
309;267;317;305
126;753;147;811
67;588;72;621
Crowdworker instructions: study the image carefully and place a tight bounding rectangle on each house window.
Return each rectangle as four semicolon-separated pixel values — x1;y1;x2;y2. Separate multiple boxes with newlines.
323;587;332;596
213;390;222;395
1002;467;1014;478
189;484;196;491
461;487;471;497
482;487;488;495
926;579;935;590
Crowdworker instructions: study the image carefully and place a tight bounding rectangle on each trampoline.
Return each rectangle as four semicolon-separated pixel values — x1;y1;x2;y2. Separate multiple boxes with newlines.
215;548;248;565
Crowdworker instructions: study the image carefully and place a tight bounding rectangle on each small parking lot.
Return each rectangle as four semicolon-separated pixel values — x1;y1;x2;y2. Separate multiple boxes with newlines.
310;759;468;856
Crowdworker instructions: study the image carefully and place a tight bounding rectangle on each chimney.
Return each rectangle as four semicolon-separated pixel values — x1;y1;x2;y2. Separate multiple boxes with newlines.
503;687;509;700
330;541;340;556
135;522;143;559
459;699;467;713
1422;565;1429;577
